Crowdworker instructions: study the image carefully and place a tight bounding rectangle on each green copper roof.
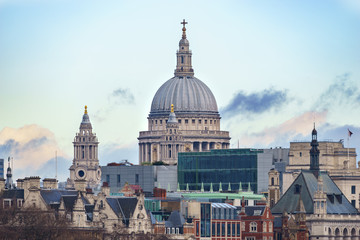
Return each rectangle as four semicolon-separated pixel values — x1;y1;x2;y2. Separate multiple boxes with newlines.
181;191;264;200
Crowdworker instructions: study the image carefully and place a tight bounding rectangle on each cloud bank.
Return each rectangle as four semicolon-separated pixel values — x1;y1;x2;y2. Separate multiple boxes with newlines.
221;88;288;117
315;73;360;111
0;124;69;180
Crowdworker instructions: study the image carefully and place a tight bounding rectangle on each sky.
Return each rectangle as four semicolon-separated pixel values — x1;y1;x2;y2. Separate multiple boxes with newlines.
0;0;360;182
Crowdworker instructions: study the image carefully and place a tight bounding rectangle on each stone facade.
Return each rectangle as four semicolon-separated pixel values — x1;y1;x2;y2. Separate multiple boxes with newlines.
67;106;101;189
283;139;360;209
138;21;230;165
19;177;152;236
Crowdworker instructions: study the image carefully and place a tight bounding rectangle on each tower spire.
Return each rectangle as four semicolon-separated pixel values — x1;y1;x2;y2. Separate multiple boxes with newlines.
310;124;320;176
174;19;194;77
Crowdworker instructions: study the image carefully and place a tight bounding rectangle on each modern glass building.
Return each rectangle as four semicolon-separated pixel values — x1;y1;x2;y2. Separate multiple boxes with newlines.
178;149;263;192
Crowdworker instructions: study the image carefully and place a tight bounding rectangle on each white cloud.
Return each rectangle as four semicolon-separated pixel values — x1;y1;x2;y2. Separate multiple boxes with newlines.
0;124;68;171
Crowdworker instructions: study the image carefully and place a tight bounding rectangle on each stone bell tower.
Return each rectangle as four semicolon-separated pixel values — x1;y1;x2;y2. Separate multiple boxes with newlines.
67;106;101;189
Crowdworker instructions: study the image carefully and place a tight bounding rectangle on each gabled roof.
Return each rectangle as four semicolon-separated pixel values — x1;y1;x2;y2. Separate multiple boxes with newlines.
106;197;138;221
271;170;359;215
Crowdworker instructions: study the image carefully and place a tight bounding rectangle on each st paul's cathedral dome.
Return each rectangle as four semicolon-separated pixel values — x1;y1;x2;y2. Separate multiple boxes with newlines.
138;20;230;165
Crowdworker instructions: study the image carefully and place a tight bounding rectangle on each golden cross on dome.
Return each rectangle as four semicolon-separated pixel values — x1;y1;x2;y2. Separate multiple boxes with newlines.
181;19;188;28
84;105;88;114
171;104;174;113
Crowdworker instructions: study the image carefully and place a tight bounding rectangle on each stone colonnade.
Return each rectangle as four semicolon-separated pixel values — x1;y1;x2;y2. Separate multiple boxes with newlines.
139;141;230;163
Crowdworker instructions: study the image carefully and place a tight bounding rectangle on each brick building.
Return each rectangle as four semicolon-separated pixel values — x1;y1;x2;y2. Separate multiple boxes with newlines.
239;204;274;240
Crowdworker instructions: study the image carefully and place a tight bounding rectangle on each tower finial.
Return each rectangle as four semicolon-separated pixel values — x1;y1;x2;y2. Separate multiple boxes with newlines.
84;105;88;114
171;104;174;113
181;19;188;39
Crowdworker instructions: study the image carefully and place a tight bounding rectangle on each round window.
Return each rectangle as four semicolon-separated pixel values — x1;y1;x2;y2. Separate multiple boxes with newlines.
78;170;85;178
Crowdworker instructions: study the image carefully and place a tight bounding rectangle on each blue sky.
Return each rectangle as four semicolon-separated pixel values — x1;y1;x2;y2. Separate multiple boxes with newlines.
0;0;360;181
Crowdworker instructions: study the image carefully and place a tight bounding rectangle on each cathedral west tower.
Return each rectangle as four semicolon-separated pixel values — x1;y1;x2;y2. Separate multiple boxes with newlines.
138;20;230;165
67;106;101;189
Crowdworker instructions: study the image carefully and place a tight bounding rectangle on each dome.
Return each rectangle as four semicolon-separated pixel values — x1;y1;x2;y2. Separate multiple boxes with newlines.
150;76;219;116
179;38;189;46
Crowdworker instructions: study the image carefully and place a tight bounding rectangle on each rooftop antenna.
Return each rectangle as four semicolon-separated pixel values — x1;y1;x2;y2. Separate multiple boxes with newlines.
55;151;58;180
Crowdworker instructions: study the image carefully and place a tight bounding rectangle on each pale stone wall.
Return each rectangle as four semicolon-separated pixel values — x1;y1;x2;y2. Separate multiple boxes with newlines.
287;141;356;172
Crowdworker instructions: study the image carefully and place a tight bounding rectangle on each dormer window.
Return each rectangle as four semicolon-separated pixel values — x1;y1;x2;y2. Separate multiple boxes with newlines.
295;184;301;194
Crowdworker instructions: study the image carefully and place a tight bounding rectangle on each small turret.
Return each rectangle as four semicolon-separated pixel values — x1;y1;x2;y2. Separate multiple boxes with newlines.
5;157;13;189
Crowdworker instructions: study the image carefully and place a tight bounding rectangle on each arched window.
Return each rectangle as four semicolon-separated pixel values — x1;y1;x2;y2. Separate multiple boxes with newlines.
263;222;267;232
271;178;274;186
250;222;257;232
181;56;184;63
269;222;273;232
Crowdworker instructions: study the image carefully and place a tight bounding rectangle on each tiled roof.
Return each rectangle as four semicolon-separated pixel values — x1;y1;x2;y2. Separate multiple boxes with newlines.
271;170;359;215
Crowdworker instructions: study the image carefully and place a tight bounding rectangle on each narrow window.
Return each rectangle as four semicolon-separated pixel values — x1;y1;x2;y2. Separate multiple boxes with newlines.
185;119;188;124
192;119;195;124
135;174;139;184
178;119;181;124
351;185;356;194
117;174;121;186
199;119;202;124
300;152;302;157
181;56;184;63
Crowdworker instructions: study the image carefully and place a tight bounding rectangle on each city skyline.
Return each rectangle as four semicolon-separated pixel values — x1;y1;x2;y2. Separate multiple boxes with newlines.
1;0;360;181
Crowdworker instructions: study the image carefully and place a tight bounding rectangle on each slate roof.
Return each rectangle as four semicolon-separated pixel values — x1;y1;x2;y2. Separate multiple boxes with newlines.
271;170;359;215
244;206;266;216
1;189;24;199
165;211;185;228
40;189;78;204
107;197;138;226
62;195;77;211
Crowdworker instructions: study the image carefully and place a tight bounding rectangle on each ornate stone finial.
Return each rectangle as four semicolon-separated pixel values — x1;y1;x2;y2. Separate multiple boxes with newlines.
181;19;188;39
171;104;174;113
84;105;88;114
